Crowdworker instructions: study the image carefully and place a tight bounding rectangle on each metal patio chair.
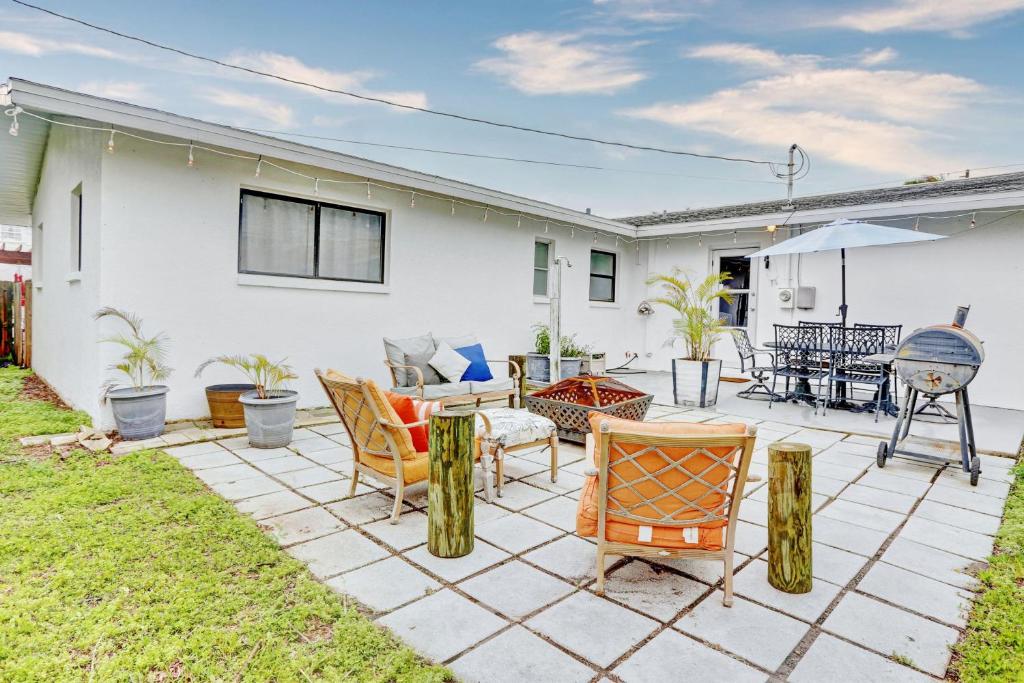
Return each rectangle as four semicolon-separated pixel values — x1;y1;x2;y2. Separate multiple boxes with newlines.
729;329;780;401
819;326;888;421
770;324;829;408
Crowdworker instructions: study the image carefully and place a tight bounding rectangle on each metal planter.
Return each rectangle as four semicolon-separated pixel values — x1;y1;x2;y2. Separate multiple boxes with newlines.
525;353;583;382
108;385;169;440
239;390;299;448
671;358;722;408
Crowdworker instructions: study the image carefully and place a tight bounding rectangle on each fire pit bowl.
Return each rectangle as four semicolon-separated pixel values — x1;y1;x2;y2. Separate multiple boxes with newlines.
525;376;653;444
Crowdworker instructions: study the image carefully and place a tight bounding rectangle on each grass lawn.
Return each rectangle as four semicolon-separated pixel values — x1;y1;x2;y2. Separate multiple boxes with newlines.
952;458;1024;682
0;367;449;681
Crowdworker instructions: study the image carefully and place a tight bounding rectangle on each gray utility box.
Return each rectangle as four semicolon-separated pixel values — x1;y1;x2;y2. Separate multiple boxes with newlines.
796;286;816;310
581;353;606;375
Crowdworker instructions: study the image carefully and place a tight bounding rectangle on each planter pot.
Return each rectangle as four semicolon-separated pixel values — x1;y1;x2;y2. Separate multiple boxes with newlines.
239;390;298;448
671;358;722;408
204;384;256;428
108;385;169;440
526;353;583;382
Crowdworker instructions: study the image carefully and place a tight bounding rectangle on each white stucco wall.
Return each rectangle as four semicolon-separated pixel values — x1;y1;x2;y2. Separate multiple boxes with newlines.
51;133;644;426
641;214;1024;410
29;124;105;417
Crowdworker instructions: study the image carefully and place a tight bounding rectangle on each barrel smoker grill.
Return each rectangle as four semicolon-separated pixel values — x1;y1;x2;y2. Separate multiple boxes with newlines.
877;310;985;485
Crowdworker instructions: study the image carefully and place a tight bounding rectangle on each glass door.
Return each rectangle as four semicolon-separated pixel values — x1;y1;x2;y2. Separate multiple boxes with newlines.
713;248;757;339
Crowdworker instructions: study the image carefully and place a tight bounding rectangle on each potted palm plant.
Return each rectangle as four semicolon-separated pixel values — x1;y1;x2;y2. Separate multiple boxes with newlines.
195;355;299;448
95;307;172;440
526;323;590;382
647;269;733;408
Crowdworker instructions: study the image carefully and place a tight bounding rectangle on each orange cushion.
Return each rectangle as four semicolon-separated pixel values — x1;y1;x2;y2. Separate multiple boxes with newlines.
361;452;430;484
384;392;441;452
575;413;747;550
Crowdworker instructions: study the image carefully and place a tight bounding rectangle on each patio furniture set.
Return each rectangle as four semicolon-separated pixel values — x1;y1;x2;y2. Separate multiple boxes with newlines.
314;335;777;606
731;322;903;421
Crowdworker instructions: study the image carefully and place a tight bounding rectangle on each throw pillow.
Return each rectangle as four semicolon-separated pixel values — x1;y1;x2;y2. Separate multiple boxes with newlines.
429;341;471;383
455;343;494;382
383;333;435;387
384;392;441;452
403;349;443;386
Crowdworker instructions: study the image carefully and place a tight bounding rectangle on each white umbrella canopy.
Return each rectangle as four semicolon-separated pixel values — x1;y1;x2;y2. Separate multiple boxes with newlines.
746;218;945;257
746;219;946;325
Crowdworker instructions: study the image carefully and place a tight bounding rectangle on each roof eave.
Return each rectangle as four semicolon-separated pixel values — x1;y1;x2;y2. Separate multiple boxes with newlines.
632;189;1024;237
7;78;635;237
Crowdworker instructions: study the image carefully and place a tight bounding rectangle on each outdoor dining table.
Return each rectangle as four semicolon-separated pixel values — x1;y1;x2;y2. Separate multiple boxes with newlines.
764;342;898;415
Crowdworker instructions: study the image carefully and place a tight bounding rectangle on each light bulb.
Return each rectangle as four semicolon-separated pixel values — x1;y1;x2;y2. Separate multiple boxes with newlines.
255;158;262;178
733;231;738;243
766;224;777;233
544;222;549;233
516;215;521;228
450;200;455;216
698;233;703;247
483;208;488;222
366;181;372;199
107;129;115;153
571;227;575;238
8;120;18;137
969;213;976;229
314;178;319;196
187;144;194;167
409;193;415;208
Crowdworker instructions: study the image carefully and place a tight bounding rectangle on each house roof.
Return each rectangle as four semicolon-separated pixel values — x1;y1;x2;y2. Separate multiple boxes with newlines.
619;172;1024;235
0;78;634;235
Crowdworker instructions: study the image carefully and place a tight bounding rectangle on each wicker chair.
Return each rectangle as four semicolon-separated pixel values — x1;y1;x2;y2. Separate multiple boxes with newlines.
576;414;757;607
316;368;483;523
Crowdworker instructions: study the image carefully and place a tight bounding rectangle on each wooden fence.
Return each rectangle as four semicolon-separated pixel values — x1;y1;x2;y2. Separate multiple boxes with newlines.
2;279;32;367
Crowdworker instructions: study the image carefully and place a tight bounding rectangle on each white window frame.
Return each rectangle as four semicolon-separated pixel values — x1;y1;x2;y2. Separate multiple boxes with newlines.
69;183;82;278
533;237;554;301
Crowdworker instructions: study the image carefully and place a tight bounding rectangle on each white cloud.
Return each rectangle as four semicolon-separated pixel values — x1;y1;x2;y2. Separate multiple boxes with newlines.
475;32;647;95
825;0;1024;33
0;30;120;59
592;0;703;23
226;52;428;110
200;88;296;128
623;46;985;174
858;47;899;65
686;43;821;71
78;81;157;105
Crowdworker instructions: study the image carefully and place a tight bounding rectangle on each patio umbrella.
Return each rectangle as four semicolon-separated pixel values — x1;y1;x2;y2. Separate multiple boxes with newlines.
746;218;946;325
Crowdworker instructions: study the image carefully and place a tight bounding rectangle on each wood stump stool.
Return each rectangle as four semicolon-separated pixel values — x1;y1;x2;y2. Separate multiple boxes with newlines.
767;442;813;594
427;410;475;558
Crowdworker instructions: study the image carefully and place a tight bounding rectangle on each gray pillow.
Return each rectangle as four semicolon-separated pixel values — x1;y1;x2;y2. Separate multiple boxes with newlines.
383;333;435;386
403;349;444;386
437;333;478;351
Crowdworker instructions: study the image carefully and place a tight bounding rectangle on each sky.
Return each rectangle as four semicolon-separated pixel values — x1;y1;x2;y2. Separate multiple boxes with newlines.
1;0;1022;217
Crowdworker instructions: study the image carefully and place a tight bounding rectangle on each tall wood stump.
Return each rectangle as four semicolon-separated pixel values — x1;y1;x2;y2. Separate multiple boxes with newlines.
767;442;813;594
427;410;475;558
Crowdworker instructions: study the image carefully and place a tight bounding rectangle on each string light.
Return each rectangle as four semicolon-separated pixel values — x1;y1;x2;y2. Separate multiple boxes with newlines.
697;233;703;247
451;199;456;216
409;192;415;208
255;155;263;178
106;128;115;153
544;221;549;233
313;178;319;196
593;232;598;244
970;212;976;229
366;180;372;200
571;226;575;238
913;218;919;231
483;207;488;222
5;106;21;137
187;142;194;167
733;230;738;243
516;214;522;229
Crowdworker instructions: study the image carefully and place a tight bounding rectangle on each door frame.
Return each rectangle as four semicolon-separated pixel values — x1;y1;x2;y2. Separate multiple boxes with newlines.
711;246;759;343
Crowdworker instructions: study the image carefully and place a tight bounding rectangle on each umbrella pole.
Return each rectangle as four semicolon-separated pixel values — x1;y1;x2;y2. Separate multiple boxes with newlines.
839;248;848;326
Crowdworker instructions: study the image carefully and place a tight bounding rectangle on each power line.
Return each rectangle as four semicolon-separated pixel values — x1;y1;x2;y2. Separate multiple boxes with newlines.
238;127;785;185
9;0;783;168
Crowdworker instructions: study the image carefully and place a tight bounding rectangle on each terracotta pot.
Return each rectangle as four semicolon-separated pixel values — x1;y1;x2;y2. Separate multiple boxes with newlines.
204;384;256;428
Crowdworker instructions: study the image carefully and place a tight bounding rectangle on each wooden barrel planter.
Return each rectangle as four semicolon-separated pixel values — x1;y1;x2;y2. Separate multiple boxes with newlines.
204;384;256;428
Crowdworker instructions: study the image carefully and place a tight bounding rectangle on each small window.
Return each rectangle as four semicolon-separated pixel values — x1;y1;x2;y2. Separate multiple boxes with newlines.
533;240;551;296
70;184;82;272
589;249;616;302
238;190;386;283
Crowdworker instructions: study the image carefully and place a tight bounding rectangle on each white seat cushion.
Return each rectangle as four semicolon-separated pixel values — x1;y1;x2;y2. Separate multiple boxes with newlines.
391;381;472;399
469;377;515;394
477;408;555;449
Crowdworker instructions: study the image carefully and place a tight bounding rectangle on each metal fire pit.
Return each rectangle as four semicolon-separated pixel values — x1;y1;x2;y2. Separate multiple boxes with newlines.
525;376;653;444
877;306;985;484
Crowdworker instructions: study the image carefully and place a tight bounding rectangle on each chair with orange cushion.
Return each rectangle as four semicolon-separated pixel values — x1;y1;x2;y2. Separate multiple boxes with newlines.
576;413;757;606
316;368;483;524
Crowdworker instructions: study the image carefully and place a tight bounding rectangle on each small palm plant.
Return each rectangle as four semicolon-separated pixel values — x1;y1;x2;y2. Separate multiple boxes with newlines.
95;307;172;391
647;268;734;361
194;354;298;399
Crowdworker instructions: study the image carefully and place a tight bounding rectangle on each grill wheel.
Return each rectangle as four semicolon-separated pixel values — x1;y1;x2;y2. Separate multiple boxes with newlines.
876;441;887;468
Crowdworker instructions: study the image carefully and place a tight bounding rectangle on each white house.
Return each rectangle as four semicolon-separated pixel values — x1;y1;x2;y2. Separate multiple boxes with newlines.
2;78;1023;428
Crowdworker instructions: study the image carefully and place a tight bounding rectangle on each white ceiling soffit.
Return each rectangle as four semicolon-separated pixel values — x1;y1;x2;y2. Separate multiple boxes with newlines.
5;78;635;237
0;102;48;227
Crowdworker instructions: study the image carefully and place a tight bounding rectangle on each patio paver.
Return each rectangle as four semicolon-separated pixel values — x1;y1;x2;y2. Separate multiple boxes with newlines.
823;592;960;676
734;559;844;622
377;589;506;663
286;529;389;579
234;489;312;520
405;540;511;582
450;625;595;683
600;561;707;621
325;556;440;612
526;590;659;667
261;507;344;546
857;562;974;627
474;513;563;554
790;633;933;682
614;629;764;682
458;560;575;619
